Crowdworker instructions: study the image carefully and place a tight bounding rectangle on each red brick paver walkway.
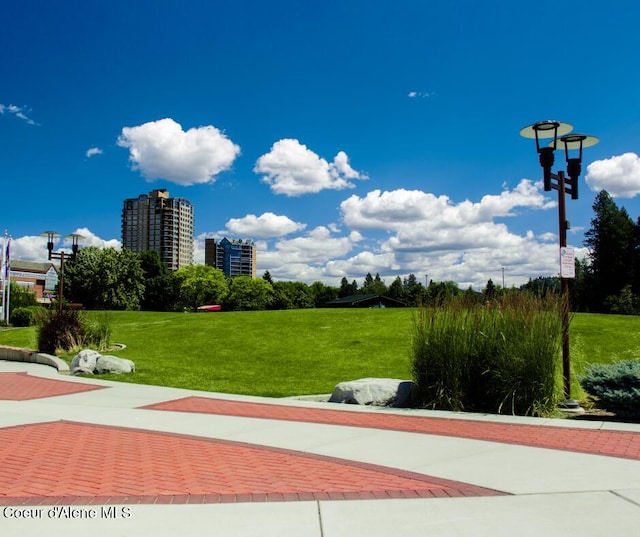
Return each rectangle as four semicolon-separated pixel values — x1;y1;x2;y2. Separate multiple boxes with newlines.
142;397;640;461
0;421;503;505
0;372;106;400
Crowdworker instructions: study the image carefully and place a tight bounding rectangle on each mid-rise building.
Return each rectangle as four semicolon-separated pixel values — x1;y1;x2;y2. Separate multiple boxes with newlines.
122;189;194;270
205;237;256;277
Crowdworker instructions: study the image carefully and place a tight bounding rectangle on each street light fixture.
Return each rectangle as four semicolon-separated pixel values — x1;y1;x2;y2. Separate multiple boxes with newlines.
520;121;598;411
41;231;83;313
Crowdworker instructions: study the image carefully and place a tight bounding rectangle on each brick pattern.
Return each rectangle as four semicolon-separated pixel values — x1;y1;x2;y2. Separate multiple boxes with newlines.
142;397;640;461
0;421;503;505
0;372;106;400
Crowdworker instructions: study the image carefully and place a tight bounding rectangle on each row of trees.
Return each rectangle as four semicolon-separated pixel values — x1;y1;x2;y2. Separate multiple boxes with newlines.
60;189;639;314
61;246;470;312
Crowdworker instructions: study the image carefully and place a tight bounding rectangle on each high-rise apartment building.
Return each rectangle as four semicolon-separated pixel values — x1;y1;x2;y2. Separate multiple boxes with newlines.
122;189;194;270
204;237;256;277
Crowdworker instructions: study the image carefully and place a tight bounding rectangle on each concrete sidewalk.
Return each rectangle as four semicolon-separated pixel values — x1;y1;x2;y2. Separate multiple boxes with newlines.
1;360;639;536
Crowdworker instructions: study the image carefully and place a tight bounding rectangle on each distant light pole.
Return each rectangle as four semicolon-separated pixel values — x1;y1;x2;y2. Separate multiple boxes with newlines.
42;231;82;314
520;120;598;410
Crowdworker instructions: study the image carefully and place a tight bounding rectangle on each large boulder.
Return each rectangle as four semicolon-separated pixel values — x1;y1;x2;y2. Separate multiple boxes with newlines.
94;355;135;374
329;378;415;407
70;349;135;375
70;349;101;374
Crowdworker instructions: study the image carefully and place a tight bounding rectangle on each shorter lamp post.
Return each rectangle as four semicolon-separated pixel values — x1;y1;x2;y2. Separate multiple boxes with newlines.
42;231;82;314
520;120;598;410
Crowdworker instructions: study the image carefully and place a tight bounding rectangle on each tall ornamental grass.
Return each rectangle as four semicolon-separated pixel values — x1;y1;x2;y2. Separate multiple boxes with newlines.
411;294;563;416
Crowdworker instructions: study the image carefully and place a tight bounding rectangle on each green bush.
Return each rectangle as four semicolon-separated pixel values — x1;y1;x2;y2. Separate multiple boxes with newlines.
10;306;43;327
580;360;640;417
411;294;562;416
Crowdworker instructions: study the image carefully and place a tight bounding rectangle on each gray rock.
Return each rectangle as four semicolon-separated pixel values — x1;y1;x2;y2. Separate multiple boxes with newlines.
329;377;415;407
94;355;135;374
70;349;135;375
70;349;101;375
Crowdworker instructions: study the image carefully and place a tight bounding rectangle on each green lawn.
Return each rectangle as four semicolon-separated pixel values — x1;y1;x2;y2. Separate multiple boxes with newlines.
0;309;638;399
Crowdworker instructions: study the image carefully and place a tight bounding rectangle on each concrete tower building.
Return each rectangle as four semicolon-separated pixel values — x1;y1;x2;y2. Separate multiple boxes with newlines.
122;189;194;270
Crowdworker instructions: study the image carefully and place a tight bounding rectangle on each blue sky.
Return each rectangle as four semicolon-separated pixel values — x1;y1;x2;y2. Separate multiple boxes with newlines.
2;0;640;289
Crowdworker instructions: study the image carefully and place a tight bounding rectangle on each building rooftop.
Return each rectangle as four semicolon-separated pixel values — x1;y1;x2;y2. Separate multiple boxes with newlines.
10;260;57;274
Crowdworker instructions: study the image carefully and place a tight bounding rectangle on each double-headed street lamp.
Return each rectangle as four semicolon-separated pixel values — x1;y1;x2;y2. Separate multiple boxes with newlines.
520;120;599;409
42;231;82;314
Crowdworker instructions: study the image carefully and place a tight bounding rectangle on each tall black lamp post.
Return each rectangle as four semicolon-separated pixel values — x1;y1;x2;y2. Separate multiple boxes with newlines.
42;231;82;314
520;120;598;409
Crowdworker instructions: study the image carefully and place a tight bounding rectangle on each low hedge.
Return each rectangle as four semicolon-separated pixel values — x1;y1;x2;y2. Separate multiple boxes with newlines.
10;306;44;327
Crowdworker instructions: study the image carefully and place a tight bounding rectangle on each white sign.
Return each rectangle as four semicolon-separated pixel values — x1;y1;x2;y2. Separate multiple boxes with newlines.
560;247;575;278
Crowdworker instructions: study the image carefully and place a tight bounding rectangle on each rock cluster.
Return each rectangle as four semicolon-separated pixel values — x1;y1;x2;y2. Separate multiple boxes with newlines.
70;349;135;375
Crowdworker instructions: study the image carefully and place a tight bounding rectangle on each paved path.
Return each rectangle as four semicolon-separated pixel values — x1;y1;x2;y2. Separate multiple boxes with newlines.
1;360;639;536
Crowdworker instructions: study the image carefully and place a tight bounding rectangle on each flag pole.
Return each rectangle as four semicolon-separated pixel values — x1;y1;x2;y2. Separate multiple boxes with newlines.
4;236;11;323
1;231;6;322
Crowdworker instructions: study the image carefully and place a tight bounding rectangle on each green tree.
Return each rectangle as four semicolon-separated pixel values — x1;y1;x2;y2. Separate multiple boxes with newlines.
65;247;145;310
521;276;561;298
175;264;228;311
139;250;179;311
584;191;637;311
97;248;145;310
310;281;338;307
632;217;640;296
225;276;273;311
404;273;419;289
269;281;314;310
262;271;274;284
568;258;591;312
483;279;496;301
8;281;39;308
386;276;405;302
338;277;358;297
64;246;103;308
362;272;387;295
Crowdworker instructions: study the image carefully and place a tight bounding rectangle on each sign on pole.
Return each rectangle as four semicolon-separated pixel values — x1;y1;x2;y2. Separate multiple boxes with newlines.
560;247;576;279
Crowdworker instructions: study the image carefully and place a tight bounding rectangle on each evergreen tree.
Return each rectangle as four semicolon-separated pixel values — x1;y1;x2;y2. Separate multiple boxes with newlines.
387;276;405;302
362;272;387;295
584;191;637;311
483;279;496;300
338;277;358;297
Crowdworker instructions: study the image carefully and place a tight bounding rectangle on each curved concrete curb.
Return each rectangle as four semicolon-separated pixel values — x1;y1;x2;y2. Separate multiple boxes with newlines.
0;345;70;374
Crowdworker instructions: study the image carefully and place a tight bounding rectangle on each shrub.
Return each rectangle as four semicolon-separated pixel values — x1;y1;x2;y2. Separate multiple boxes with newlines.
580;360;640;417
83;311;113;352
36;309;113;355
10;306;43;327
411;293;562;416
36;309;86;355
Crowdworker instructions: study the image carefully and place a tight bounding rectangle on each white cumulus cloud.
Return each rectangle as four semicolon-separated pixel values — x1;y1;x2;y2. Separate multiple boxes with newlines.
254;139;367;196
117;118;240;185
225;212;306;238
585;152;640;198
340;179;551;232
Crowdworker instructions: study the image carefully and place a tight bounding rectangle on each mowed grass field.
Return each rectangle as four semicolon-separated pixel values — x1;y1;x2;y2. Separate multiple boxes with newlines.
0;309;638;398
